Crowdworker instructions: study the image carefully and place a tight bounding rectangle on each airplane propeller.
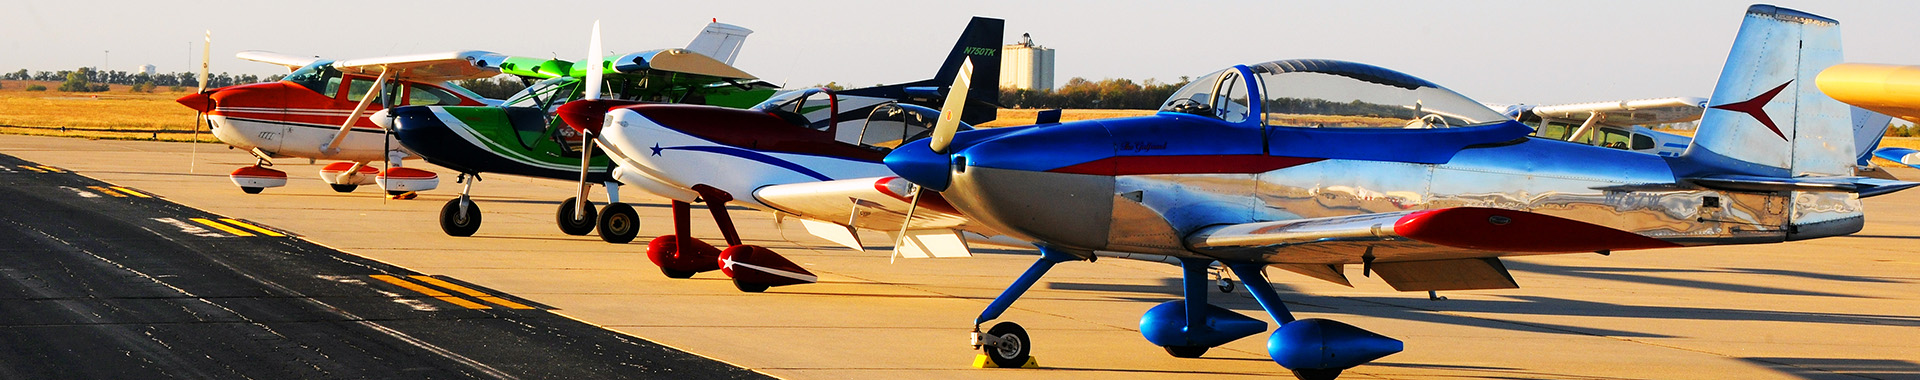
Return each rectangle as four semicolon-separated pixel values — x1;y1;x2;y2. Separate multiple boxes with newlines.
190;30;210;173
890;57;973;259
569;20;605;230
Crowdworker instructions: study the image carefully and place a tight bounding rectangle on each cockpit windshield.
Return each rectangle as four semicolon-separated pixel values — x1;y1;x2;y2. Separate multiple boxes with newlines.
501;77;581;110
283;60;341;94
752;88;838;130
1251;60;1507;129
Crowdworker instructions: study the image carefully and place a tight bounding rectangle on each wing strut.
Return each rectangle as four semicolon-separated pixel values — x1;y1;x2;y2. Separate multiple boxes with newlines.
321;66;392;155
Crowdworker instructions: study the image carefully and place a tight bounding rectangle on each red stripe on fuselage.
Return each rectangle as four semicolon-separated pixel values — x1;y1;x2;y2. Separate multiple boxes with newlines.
1393;207;1679;253
1048;155;1324;176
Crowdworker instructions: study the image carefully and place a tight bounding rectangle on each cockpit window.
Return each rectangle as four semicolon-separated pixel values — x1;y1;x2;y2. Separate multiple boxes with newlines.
1160;69;1229;117
753;88;838;130
856;103;966;150
502;77;580;110
1251;59;1507;129
283;60;341;95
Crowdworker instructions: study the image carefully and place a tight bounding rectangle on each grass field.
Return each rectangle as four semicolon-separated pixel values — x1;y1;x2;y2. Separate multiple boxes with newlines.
0;80;213;142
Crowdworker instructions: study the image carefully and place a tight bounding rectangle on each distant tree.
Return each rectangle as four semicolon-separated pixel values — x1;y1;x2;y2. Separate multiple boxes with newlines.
25;84;47;91
59;67;98;92
812;82;847;91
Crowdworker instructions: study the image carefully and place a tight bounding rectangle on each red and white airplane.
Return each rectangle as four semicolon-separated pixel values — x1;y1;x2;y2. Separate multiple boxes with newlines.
553;17;1012;292
176;50;503;195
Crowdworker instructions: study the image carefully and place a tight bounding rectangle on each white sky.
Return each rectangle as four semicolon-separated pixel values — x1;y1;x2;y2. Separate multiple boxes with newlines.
4;0;1917;105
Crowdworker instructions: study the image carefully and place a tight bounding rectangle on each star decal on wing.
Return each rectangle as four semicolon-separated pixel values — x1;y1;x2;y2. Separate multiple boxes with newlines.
650;143;664;156
1709;80;1793;141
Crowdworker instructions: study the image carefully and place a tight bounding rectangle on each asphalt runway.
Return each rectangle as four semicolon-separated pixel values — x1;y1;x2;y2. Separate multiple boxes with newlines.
0;152;768;379
1;134;1916;380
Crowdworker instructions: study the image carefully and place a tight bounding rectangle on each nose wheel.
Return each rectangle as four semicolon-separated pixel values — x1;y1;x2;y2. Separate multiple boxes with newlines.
556;197;598;235
976;322;1032;368
439;196;482;236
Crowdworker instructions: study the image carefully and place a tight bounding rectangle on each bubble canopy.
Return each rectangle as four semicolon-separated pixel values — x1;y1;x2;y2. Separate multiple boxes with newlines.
1159;59;1509;129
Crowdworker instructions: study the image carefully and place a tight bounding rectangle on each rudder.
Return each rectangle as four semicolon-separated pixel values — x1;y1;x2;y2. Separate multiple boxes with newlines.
1682;5;1852;177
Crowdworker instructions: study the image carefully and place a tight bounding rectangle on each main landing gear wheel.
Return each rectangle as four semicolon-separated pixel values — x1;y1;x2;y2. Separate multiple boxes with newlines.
241;187;263;194
661;266;696;279
733;277;769;293
439;198;482;237
556;197;597;235
597;202;639;244
982;322;1031;368
1292;368;1343;380
1164;345;1209;358
331;184;358;193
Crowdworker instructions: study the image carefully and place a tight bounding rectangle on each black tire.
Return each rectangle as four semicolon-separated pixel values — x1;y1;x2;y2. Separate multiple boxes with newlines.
556;197;597;235
733;276;769;293
1164;345;1209;358
982;322;1031;368
1218;277;1236;293
1292;368;1343;380
387;190;407;196
439;198;482;237
661;266;696;279
597;202;639;244
331;184;358;193
241;187;263;194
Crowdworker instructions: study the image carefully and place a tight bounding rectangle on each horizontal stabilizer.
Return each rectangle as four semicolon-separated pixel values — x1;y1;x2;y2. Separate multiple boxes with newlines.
1687;174;1920;197
1874;147;1920;167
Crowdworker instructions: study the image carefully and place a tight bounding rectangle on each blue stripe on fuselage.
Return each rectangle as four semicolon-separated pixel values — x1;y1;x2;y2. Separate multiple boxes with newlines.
660;145;834;181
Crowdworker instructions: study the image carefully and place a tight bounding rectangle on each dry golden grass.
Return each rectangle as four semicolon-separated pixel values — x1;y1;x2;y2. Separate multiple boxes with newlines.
981;109;1158;127
0;80;213;142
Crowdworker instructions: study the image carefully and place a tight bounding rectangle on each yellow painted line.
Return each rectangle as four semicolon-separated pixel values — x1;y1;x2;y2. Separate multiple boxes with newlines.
110;186;152;198
409;276;534;310
369;275;490;309
37;166;64;173
218;218;284;237
87;186;128;198
189;217;254;237
18;165;46;173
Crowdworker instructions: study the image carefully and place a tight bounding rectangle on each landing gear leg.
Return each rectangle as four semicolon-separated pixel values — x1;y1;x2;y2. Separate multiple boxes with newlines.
971;246;1082;368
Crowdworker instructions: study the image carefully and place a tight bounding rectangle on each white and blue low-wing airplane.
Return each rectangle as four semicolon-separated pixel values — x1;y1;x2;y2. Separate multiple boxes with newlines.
866;5;1916;379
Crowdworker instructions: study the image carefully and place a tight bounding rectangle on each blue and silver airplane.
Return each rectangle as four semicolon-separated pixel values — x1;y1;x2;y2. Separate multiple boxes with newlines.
875;5;1913;379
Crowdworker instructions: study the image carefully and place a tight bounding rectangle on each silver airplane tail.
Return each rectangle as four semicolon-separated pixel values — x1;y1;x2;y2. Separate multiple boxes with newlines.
1679;5;1852;178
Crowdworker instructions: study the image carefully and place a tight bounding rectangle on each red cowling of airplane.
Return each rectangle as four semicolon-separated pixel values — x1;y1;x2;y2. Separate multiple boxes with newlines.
556;99;644;136
379;167;440;192
718;245;818;288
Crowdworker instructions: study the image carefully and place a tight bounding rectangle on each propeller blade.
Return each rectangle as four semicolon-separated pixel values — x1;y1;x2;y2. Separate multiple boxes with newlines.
197;30;210;93
584;20;604;101
928;57;973;153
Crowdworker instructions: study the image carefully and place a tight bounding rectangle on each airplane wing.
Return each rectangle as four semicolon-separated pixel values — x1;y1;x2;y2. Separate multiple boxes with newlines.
235;50;318;72
330;51;509;82
686;22;753;66
754;176;1005;258
497;49;756;81
1186;207;1683;291
1529;97;1708;126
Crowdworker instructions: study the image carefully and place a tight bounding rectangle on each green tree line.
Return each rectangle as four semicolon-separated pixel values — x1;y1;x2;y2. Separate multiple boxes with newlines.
1000;76;1191;110
4;67;280;92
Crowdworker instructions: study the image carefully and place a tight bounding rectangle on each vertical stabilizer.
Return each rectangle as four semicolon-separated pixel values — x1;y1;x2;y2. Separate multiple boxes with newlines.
838;17;1004;125
1681;5;1851;177
687;22;753;65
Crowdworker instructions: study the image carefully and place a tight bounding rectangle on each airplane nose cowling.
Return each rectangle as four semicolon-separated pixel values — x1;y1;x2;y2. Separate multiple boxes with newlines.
883;138;952;192
176;92;213;113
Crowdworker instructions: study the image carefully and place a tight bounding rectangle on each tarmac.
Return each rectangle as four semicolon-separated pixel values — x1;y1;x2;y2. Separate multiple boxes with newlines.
2;133;1916;379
